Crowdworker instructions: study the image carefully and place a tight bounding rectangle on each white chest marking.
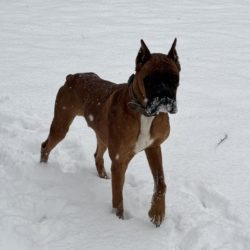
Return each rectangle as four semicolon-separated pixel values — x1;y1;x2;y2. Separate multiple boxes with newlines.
134;115;155;153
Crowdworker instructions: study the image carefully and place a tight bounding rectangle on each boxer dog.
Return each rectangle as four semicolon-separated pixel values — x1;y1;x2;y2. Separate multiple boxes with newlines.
40;39;180;227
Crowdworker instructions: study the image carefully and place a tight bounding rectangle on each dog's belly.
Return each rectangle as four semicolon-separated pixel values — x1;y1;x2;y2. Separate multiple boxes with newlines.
134;115;155;153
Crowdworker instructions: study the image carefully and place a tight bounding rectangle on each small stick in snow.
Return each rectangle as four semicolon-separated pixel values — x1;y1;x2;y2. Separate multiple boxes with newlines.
216;134;228;147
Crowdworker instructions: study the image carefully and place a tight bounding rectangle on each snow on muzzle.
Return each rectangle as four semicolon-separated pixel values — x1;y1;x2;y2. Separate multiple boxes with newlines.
145;97;178;116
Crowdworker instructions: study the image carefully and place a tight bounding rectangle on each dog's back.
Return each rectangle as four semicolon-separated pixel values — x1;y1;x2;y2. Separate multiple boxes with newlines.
64;73;125;115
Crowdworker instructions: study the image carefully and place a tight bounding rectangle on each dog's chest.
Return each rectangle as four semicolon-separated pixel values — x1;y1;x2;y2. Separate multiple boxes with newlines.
134;115;155;153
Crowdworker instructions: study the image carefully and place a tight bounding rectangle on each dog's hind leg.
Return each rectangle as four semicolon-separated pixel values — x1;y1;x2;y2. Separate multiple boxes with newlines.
94;135;108;178
40;111;75;163
40;85;79;163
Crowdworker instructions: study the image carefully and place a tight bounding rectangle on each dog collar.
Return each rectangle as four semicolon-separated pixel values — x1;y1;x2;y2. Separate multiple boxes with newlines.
127;74;154;117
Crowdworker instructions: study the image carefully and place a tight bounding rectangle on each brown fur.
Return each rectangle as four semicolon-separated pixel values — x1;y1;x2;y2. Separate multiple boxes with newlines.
41;39;180;227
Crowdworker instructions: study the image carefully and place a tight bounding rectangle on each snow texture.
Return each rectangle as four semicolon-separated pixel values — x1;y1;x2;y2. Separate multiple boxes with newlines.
1;0;250;249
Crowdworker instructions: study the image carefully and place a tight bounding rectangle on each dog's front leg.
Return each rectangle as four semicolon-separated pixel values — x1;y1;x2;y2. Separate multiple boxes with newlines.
111;159;128;219
145;146;166;227
111;153;133;219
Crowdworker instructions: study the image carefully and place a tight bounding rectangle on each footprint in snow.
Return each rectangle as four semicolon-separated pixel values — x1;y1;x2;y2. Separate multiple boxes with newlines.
178;183;248;250
186;182;239;222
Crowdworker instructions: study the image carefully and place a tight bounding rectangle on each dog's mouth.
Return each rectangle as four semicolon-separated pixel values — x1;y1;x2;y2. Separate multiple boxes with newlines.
128;96;177;117
144;97;177;116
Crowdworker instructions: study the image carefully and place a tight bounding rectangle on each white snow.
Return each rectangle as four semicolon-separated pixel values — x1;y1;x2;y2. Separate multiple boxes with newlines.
1;0;250;249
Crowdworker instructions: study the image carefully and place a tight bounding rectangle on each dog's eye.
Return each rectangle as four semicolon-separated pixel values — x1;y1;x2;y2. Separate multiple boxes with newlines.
143;75;156;86
144;74;179;90
144;75;164;87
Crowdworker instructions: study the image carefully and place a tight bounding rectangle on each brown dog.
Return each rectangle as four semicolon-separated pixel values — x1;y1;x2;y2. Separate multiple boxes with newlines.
40;39;180;227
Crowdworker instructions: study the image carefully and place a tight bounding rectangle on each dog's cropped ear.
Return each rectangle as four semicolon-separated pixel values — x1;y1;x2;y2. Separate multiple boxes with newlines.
136;39;151;72
168;38;181;71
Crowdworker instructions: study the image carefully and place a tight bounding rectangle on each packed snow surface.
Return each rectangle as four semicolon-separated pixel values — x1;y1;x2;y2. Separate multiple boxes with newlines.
1;0;250;249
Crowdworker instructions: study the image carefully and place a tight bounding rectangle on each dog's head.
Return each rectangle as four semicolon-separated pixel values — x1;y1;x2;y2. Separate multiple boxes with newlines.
129;39;180;116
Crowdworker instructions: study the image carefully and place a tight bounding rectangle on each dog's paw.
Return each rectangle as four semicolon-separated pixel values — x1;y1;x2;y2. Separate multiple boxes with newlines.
40;153;49;163
148;208;165;227
148;197;165;227
98;170;109;179
40;142;49;163
112;208;124;219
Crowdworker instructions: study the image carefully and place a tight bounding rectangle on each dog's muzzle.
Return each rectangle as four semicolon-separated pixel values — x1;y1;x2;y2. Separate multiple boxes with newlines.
145;97;178;116
128;96;177;117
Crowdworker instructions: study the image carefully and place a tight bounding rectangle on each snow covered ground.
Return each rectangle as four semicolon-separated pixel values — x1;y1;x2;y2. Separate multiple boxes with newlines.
1;0;250;249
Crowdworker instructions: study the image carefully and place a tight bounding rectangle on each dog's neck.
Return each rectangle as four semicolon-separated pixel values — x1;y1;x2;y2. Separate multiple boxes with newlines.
127;73;149;117
127;74;142;106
